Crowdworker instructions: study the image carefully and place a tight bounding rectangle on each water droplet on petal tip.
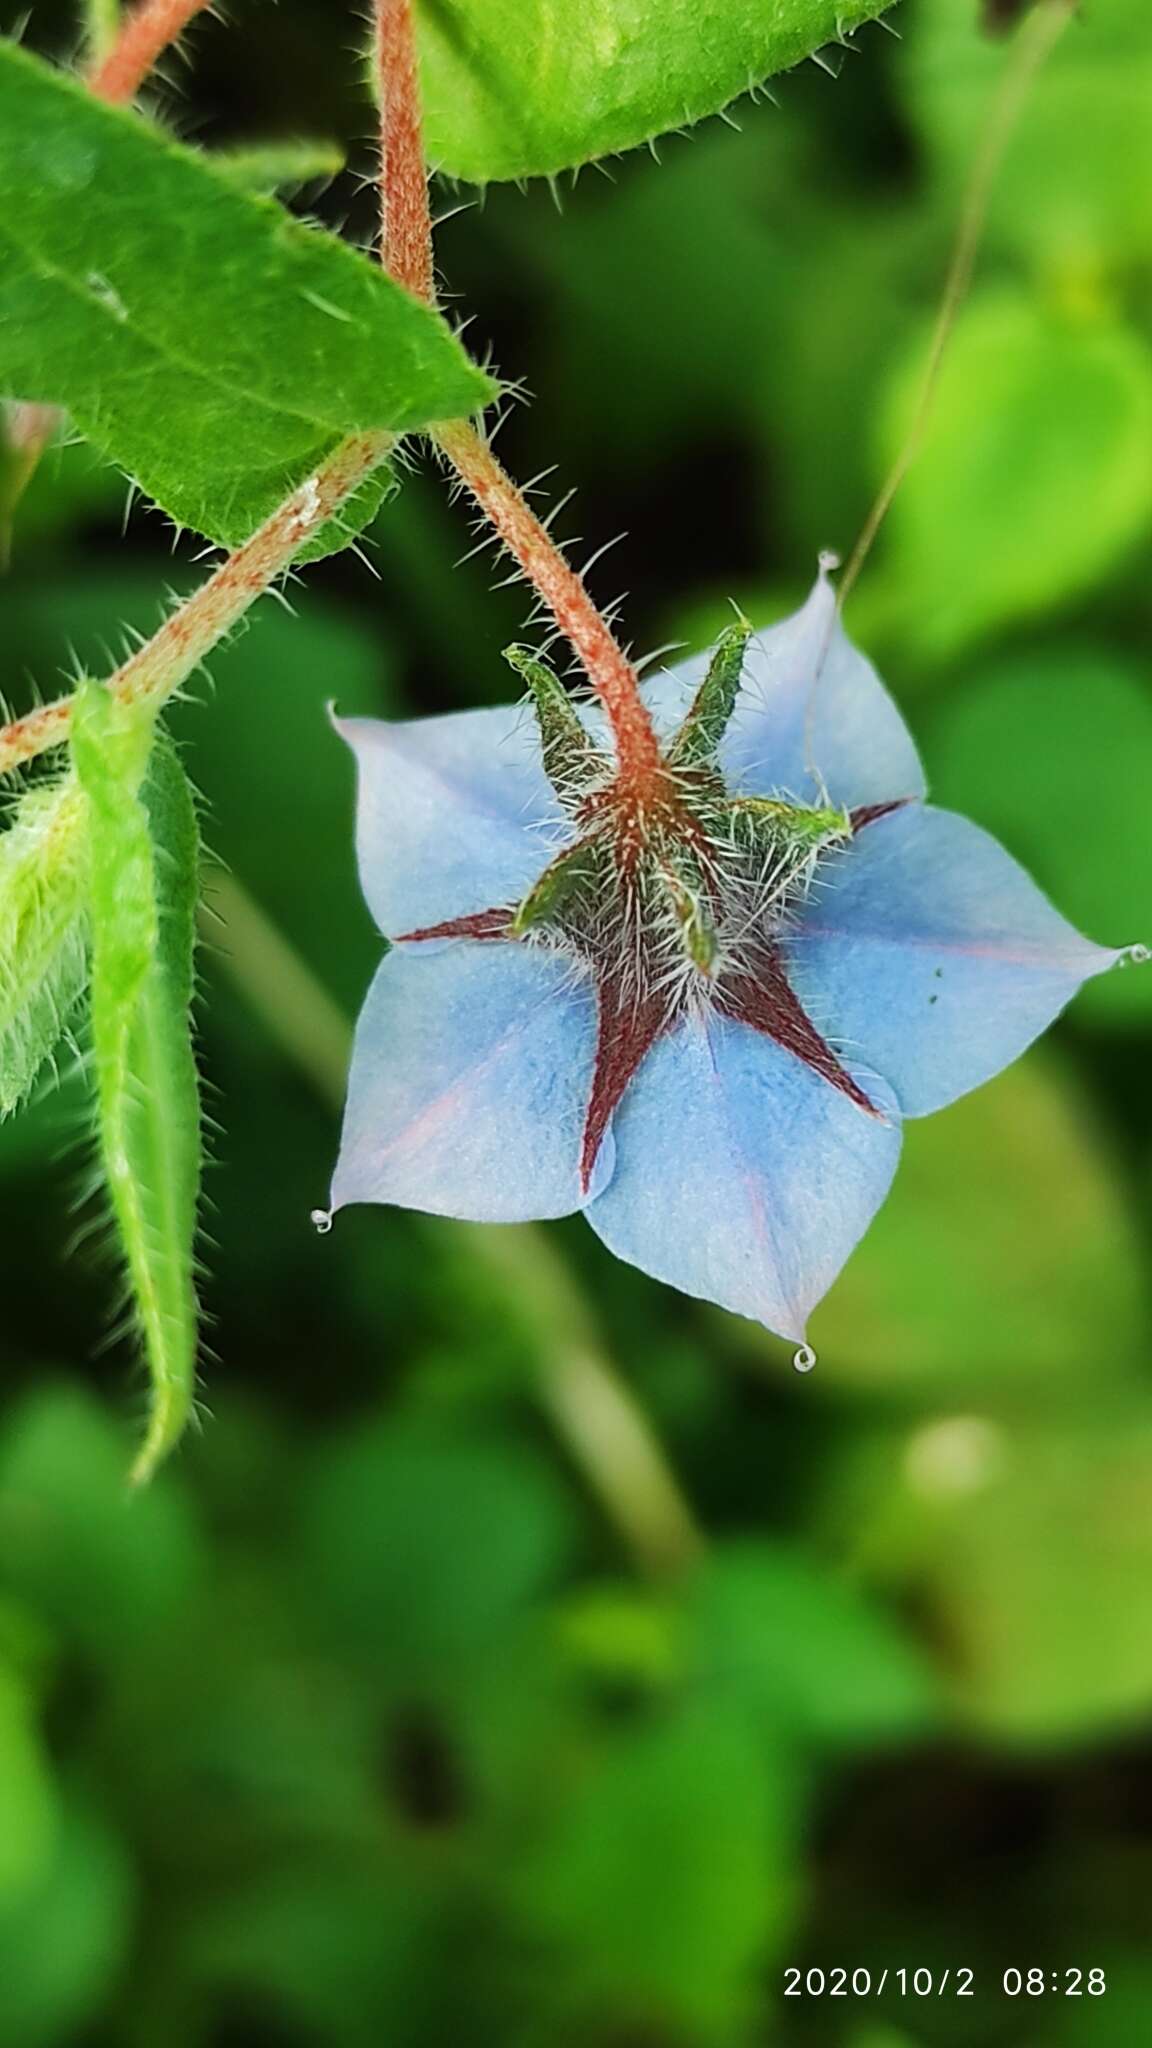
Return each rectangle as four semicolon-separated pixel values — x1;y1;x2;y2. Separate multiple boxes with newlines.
792;1342;817;1374
310;1207;333;1236
1121;942;1150;968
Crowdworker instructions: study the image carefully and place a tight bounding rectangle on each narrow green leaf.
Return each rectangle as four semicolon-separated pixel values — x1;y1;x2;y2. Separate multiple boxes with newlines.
0;41;494;551
0;777;89;1118
71;686;202;1485
416;0;898;181
213;140;346;196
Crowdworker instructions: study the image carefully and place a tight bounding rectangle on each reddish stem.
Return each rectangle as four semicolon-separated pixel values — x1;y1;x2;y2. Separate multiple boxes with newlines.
371;0;661;792
0;432;392;777
434;420;662;790
373;0;435;301
87;0;212;103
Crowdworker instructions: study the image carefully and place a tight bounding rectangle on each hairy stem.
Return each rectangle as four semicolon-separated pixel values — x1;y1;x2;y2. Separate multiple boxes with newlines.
373;0;434;300
202;869;704;1580
433;420;663;787
0;432;393;778
370;0;662;789
87;0;213;104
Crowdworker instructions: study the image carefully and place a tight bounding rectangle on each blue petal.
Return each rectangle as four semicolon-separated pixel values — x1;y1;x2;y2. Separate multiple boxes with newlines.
331;941;609;1221
787;804;1121;1118
583;1013;901;1342
335;706;562;937
645;565;925;808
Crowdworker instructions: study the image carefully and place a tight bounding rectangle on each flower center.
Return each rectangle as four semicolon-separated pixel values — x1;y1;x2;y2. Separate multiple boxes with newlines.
396;625;903;1192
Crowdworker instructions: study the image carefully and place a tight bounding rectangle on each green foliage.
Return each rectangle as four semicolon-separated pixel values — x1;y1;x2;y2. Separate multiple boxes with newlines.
837;1412;1152;1744
301;1419;574;1676
3;0;1152;2037
519;1696;791;2036
811;1057;1149;1401
0;1661;57;1904
0;1807;134;2048
879;290;1152;657
0;42;493;550
905;0;1152;270
416;0;898;180
929;647;1152;1026
0;776;88;1118
0;1384;200;1653
72;687;202;1484
688;1540;935;1747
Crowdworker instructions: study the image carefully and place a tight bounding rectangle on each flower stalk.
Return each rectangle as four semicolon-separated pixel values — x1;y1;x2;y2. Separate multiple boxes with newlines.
370;0;662;792
87;0;213;104
373;0;435;301
432;420;663;788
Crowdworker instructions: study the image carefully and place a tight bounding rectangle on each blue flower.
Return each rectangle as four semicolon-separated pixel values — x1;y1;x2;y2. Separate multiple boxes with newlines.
326;564;1124;1348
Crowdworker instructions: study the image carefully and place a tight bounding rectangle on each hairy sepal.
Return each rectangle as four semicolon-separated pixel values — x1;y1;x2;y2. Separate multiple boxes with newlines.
504;644;608;806
71;686;202;1486
0;775;89;1117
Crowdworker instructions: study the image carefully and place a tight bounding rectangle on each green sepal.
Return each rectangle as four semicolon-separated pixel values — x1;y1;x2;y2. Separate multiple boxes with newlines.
503;645;607;807
727;796;852;851
668;621;752;769
511;836;600;936
657;848;719;975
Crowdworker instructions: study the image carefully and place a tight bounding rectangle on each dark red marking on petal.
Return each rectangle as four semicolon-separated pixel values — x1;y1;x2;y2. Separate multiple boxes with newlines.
718;946;882;1118
395;907;516;943
850;797;917;833
580;975;670;1194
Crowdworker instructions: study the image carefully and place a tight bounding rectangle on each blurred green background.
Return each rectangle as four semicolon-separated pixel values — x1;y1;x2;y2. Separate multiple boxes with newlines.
2;0;1152;2041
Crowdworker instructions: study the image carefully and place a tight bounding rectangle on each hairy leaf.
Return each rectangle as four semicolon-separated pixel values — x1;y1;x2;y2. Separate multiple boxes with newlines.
0;777;88;1117
416;0;897;181
0;42;493;550
72;687;202;1485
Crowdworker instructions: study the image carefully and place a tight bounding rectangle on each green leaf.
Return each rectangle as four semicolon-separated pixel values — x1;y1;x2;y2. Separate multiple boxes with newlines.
688;1541;935;1748
416;0;898;182
854;1413;1152;1743
809;1057;1150;1404
928;647;1152;1027
0;1805;134;2048
879;291;1152;659
519;1696;794;2033
0;777;88;1119
0;1663;57;1906
71;687;202;1485
301;1420;573;1676
0;1384;201;1653
0;41;493;551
